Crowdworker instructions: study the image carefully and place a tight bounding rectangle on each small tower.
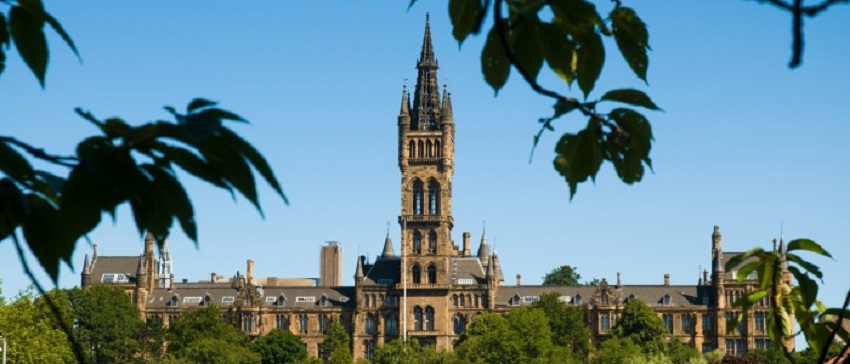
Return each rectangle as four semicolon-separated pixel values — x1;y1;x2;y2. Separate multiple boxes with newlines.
477;230;490;267
156;238;173;289
710;225;725;308
381;233;396;259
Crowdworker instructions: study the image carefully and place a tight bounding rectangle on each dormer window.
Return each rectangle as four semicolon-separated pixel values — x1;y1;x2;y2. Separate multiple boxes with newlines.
202;295;213;307
319;295;329;307
168;295;179;307
575;294;582;306
663;294;671;306
277;295;286;307
511;294;521;306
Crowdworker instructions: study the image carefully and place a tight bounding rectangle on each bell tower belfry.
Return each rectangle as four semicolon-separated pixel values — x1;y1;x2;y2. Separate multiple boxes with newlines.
398;13;458;287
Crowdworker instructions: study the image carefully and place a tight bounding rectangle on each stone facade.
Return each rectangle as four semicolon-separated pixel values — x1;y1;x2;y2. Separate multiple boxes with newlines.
80;15;793;361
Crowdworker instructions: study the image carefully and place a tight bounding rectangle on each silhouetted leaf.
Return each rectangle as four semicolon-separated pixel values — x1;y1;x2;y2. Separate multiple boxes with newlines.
611;7;649;81
736;260;763;282
549;0;602;32
60;164;103;238
575;31;603;99
553;99;578;118
787;238;832;258
182;112;222;143
512;18;544;81
126;123;158;145
196;107;248;123
0;178;28;241
601;89;661;110
0;13;8;46
23;194;76;282
43;12;79;61
187;98;217;113
482;28;510;93
101;118;131;138
219;128;288;204
200;136;260;215
553;126;603;199
610;108;653;158
128;173;173;240
9;5;48;86
0;140;35;183
539;22;575;84
449;0;483;45
154;143;229;190
142;165;197;243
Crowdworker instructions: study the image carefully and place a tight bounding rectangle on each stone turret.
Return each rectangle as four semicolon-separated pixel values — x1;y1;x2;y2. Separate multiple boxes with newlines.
381;233;395;259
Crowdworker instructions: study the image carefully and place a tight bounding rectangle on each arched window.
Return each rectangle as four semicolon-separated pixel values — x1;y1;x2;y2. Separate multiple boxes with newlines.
663;313;673;333
601;294;609;305
168;295;179;307
663;294;671;306
425;306;435;331
427;264;437;284
428;230;437;253
319;295;328;307
474;295;480;308
277;295;286;307
428;181;440;215
452;294;458;307
203;295;212;307
319;314;329;334
385;314;398;335
409;141;415;158
453;314;466;335
682;314;693;332
412;265;421;284
413;180;423;215
460;294;466;307
365;314;376;335
414;307;423;331
435;140;441;157
242;313;254;332
426;140;432;158
365;340;375;360
364;295;370;308
418;140;424;159
413;231;422;254
299;314;308;334
600;313;611;330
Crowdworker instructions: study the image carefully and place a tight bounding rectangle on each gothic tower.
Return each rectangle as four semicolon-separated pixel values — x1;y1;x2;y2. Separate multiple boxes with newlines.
398;13;457;286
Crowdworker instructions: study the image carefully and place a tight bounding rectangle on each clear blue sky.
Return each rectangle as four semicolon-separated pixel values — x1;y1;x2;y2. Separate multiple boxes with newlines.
1;0;848;327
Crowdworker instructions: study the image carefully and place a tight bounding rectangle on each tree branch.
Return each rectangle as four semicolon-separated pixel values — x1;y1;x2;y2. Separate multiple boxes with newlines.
0;136;77;167
817;289;850;364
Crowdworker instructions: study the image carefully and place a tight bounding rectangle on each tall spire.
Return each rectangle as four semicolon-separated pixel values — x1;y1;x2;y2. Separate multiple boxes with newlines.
382;233;396;259
441;85;453;119
355;255;364;279
400;85;410;117
477;226;490;267
412;13;441;131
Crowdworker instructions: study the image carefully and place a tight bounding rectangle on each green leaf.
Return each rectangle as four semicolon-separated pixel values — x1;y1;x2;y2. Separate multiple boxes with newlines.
744;290;769;304
724;248;762;272
187;98;218;113
553;125;603;199
538;22;575;84
219;128;288;204
788;266;818;307
575;31;604;99
600;89;661;110
481;27;510;93
548;0;603;33
0;140;35;183
9;5;48;86
736;260;763;283
511;17;544;82
22;194;76;282
611;7;649;82
449;0;483;45
142;165;197;243
787;238;832;258
786;252;824;280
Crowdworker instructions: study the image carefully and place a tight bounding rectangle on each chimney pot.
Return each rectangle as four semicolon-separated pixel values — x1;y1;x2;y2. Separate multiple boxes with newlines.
247;259;255;282
664;273;670;286
516;274;521;286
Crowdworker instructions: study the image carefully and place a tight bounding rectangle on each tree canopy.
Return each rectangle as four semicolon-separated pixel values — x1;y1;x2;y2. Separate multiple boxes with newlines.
542;265;582;286
532;292;592;359
612;298;667;354
251;328;309;364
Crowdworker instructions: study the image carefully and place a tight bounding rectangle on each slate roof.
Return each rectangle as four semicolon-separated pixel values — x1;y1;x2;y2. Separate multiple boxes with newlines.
146;283;356;309
363;258;401;286
450;257;486;284
89;256;141;284
495;284;712;309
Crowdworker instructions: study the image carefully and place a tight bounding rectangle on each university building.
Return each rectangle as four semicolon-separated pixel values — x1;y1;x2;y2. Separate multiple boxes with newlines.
80;15;791;361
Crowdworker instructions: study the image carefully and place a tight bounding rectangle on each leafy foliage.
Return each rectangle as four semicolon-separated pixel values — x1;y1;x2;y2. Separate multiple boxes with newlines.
68;285;144;363
725;239;850;362
590;336;643;364
0;286;74;363
611;298;667;354
456;309;572;364
251;328;309;364
440;0;660;199
166;304;251;356
542;265;582;286
373;339;465;364
532;292;592;359
323;318;352;364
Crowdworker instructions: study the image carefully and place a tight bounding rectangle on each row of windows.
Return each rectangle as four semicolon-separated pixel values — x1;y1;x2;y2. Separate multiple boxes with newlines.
411;180;440;216
452;294;486;308
168;294;332;308
363;294;399;308
411;230;438;254
411;264;438;284
408;139;442;159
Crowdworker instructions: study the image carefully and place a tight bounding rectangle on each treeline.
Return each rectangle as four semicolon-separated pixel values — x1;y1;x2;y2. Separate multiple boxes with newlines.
0;284;839;364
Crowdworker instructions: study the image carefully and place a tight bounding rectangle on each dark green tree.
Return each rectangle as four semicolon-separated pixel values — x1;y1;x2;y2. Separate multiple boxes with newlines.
456;309;570;364
542;265;582;286
166;305;250;357
138;316;166;362
0;286;74;363
69;285;143;363
251;328;308;364
590;337;643;364
532;292;592;359
611;299;667;355
177;337;260;364
372;339;465;364
665;338;701;364
323;318;352;363
747;348;792;364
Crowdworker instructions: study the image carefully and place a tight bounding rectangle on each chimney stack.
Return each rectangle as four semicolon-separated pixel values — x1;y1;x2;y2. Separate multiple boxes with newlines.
462;232;471;256
516;274;521;286
247;260;255;283
664;273;670;286
703;269;709;286
211;272;218;282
